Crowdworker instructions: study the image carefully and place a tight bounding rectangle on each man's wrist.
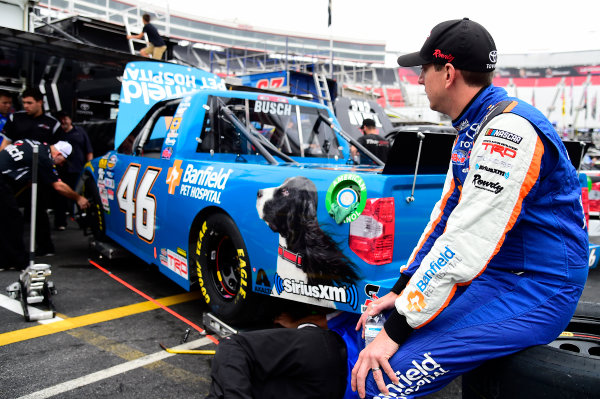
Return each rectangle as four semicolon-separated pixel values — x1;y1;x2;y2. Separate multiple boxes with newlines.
390;274;410;295
384;309;413;345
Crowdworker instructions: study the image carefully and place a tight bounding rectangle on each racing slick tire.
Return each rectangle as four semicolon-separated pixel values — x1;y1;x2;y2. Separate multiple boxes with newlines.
462;311;600;398
191;213;256;324
79;174;107;241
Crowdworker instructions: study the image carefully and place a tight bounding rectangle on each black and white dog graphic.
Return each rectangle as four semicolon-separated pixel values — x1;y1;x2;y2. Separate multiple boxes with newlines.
256;176;358;307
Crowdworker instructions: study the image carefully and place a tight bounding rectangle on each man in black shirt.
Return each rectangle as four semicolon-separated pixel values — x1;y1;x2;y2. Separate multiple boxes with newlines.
0;140;89;269
0;88;63;151
351;118;390;164
54;111;94;230
127;13;167;60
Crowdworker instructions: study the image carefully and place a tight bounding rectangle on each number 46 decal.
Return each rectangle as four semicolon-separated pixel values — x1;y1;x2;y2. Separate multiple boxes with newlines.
116;164;161;243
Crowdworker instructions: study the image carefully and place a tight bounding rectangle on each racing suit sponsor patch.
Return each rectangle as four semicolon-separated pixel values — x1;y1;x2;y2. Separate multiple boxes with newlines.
481;141;517;158
485;128;523;144
416;246;457;293
378;353;449;398
472;174;504;194
475;164;509;179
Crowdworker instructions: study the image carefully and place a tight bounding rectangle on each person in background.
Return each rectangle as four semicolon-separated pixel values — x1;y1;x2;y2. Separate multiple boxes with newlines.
351;118;390;164
126;13;167;60
0;88;63;151
0;90;13;137
0;140;89;270
351;18;588;398
54;111;93;230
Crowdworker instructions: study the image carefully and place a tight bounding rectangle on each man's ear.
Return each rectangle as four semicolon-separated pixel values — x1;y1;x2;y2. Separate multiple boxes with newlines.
444;63;456;89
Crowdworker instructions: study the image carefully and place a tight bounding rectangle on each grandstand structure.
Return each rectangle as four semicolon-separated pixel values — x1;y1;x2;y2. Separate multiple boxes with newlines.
26;0;600;132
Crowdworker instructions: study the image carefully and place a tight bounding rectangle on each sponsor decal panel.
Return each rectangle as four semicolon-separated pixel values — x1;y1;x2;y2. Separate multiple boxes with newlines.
325;173;367;224
254;100;292;116
254;269;272;294
273;274;358;309
166;162;233;204
166;249;188;279
361;283;381;313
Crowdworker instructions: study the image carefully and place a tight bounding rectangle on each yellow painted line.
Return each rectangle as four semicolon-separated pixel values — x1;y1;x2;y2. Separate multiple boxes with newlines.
0;291;202;347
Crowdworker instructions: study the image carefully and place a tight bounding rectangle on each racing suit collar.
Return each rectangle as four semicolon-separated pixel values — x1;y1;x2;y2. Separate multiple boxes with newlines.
452;85;509;135
452;85;490;126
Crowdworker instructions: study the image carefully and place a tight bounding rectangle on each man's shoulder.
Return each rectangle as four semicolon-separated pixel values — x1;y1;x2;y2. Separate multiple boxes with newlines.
39;113;60;124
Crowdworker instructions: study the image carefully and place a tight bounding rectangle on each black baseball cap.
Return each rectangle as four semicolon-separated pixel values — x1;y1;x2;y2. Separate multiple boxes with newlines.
361;118;376;128
397;18;497;72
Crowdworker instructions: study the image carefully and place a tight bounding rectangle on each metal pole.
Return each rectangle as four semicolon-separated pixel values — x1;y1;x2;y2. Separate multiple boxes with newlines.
29;145;39;266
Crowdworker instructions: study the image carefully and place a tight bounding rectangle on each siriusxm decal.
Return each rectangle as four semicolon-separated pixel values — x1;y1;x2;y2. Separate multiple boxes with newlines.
114;61;226;149
273;273;358;309
475;163;509;179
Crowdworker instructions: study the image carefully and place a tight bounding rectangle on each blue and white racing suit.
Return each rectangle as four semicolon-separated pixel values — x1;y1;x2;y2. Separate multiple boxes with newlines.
366;85;589;398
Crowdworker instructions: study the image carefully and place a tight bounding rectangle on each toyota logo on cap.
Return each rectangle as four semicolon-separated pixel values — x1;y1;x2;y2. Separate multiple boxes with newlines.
489;51;497;63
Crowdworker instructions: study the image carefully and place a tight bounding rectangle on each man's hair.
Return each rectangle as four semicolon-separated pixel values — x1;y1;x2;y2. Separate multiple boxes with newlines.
433;64;494;87
0;89;11;99
22;87;44;102
142;13;151;23
55;110;71;120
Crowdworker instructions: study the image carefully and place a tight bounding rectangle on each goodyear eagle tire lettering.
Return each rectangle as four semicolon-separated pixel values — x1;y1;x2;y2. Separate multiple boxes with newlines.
191;213;254;324
81;174;107;240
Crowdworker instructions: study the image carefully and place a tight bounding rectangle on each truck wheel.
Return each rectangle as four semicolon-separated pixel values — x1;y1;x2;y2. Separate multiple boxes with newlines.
80;174;106;241
462;314;600;398
191;213;254;324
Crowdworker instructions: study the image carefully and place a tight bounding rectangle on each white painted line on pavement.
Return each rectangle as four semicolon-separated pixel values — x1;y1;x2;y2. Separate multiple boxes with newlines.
0;293;63;324
16;337;214;399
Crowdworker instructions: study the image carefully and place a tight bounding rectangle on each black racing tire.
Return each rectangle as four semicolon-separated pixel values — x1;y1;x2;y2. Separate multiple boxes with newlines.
80;174;107;241
462;315;600;398
191;213;255;324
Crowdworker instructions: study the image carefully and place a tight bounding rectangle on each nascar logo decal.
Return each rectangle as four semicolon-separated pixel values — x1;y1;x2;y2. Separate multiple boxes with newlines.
485;128;523;144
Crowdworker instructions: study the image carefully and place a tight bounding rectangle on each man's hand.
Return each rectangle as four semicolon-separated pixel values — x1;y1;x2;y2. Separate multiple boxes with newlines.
351;328;400;398
356;291;398;338
77;195;90;210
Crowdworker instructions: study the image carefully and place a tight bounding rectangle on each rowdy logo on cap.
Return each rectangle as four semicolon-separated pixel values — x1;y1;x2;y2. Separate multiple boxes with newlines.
397;18;497;73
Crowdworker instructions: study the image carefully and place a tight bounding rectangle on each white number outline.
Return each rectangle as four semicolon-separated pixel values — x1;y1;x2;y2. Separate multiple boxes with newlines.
116;163;162;243
117;164;140;234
